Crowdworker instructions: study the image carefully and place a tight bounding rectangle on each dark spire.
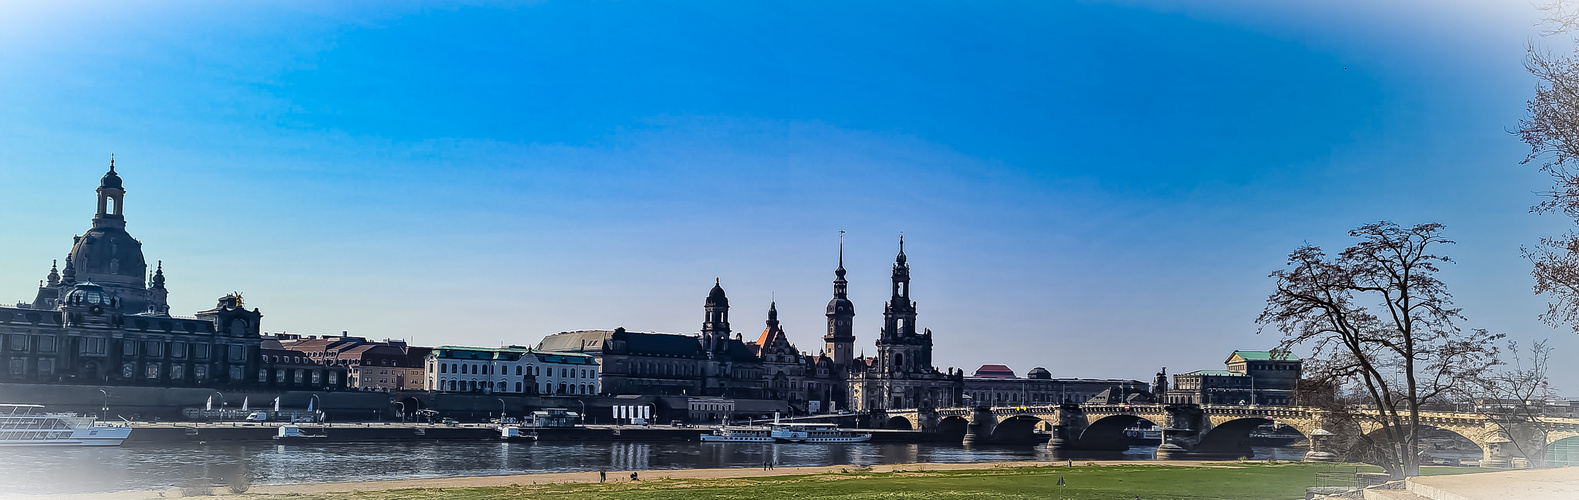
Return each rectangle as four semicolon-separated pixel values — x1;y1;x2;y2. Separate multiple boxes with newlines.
46;260;59;287
767;300;779;325
836;230;846;278
896;233;906;265
152;260;165;289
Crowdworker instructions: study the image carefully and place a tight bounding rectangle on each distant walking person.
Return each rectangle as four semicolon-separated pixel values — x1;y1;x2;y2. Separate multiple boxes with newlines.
599;470;606;483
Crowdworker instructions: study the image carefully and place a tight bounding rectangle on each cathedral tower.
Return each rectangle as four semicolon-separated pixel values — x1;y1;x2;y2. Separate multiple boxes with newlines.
824;233;856;366
875;236;931;375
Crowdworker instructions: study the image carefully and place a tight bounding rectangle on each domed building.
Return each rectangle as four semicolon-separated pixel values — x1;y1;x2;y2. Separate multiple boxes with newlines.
1;161;277;389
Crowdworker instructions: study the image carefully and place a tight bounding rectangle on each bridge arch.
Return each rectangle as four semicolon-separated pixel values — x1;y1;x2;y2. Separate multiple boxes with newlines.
1196;417;1287;455
1080;414;1160;451
1548;435;1579;468
989;415;1045;444
886;415;914;430
1355;425;1485;466
938;415;969;436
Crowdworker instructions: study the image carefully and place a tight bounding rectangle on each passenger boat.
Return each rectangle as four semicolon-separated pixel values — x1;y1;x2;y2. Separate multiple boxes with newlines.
699;425;773;442
769;423;871;443
0;404;131;447
1123;425;1162;445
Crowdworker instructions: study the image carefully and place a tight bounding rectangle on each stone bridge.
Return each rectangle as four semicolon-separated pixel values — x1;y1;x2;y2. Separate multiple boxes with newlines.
882;404;1579;467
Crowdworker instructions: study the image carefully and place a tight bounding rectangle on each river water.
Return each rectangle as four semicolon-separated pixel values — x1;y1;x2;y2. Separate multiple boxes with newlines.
0;441;1308;495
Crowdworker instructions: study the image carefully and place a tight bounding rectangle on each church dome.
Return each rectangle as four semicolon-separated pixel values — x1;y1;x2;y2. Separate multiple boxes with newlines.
1027;367;1052;380
69;227;147;287
100;167;123;190
706;279;729;307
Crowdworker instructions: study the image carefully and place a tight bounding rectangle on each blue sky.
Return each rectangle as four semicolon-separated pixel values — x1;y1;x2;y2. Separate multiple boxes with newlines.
3;0;1575;393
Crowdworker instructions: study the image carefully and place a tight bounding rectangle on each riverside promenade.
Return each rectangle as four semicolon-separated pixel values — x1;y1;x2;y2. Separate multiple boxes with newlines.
1360;467;1579;500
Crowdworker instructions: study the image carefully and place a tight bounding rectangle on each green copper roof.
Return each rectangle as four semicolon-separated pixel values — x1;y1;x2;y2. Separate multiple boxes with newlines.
1229;350;1301;361
1183;369;1245;377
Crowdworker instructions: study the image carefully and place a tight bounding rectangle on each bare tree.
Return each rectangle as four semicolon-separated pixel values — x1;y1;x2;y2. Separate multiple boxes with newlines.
1521;1;1579;332
1258;222;1502;478
1464;340;1556;468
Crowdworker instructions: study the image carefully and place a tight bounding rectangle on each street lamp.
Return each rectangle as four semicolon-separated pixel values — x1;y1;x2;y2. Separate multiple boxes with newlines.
98;389;109;420
497;398;506;423
310;394;323;423
211;391;226;419
395;401;406;423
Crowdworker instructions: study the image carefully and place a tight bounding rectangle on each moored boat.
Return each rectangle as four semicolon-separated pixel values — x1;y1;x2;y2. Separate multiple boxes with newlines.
273;425;326;441
1123;425;1162;445
699;425;773;442
769;423;871;443
498;426;539;442
0;404;131;447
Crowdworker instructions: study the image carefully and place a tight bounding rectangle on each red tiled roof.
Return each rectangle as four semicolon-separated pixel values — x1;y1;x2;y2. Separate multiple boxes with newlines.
973;364;1017;378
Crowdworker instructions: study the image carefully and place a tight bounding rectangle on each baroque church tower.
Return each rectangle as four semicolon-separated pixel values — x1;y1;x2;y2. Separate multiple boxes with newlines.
824;233;856;366
875;236;932;376
701;278;732;354
34;158;169;315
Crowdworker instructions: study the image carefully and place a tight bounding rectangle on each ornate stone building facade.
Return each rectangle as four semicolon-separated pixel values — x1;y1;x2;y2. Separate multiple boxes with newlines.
536;236;963;413
2;162;264;387
1166;349;1302;406
846;237;964;411
537;279;767;398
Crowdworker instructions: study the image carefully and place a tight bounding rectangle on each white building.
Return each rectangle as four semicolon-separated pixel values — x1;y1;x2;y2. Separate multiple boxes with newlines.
426;346;599;395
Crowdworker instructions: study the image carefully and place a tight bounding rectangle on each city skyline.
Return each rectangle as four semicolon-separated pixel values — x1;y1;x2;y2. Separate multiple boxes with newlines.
2;0;1576;392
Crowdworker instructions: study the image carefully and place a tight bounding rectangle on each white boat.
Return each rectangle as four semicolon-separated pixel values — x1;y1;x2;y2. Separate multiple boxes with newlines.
769;423;871;443
699;425;774;442
0;404;131;447
498;426;539;442
273;425;326;441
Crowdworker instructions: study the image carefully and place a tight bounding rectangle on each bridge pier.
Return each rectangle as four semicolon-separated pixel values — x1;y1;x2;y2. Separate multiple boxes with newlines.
1045;403;1086;450
1155;404;1204;460
961;406;997;447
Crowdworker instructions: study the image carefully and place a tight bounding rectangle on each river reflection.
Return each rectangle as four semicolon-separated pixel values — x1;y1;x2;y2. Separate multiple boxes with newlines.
0;441;1308;495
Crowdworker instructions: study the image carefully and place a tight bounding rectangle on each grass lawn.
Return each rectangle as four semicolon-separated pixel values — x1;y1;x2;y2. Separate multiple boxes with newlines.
247;462;1491;500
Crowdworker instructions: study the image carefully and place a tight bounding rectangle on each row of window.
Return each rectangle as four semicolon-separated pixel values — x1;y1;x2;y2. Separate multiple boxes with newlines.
257;368;336;386
434;379;596;395
7;355;252;384
620;360;696;377
436;362;595;379
4;335;250;363
0;431;72;441
0;418;70;430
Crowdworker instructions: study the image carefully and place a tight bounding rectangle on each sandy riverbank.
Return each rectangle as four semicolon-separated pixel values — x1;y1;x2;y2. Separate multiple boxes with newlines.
22;459;1241;500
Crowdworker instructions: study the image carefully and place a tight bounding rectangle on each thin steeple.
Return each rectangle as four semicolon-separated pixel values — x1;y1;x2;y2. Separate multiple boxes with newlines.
837;230;846;276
